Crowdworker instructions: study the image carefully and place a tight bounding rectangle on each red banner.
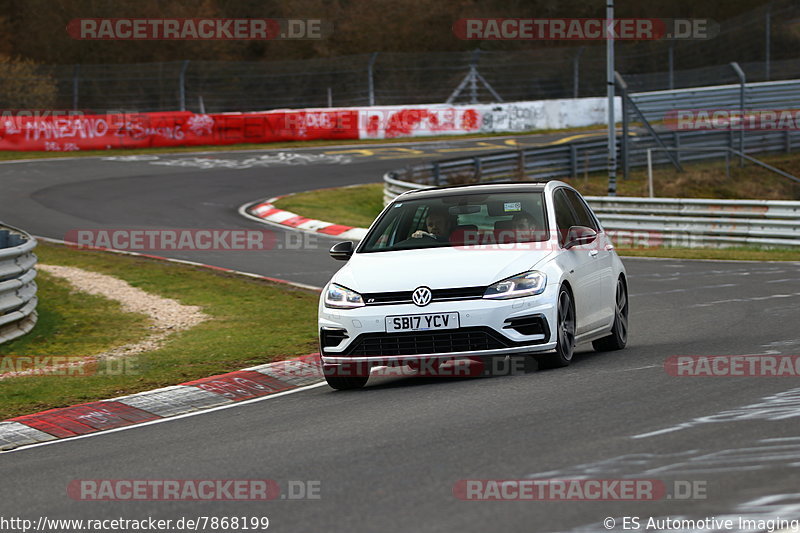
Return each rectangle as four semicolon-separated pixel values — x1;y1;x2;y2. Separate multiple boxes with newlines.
0;110;359;151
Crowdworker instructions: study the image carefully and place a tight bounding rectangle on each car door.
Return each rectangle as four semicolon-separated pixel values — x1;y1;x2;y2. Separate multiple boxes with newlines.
563;189;615;329
551;188;605;335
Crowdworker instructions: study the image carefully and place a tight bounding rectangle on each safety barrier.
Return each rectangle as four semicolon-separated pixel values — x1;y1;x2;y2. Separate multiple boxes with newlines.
0;224;38;344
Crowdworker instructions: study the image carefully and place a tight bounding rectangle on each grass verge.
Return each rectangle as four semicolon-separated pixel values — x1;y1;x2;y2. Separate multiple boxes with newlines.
0;241;319;419
273;184;385;228
270;183;800;262
563;152;800;200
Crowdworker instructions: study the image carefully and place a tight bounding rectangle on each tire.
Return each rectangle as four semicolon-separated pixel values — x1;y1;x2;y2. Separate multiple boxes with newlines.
324;374;369;390
592;277;629;352
536;287;576;369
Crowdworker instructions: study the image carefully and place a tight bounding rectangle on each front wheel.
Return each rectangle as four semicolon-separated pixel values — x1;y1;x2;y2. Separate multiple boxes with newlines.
592;277;628;352
536;287;575;369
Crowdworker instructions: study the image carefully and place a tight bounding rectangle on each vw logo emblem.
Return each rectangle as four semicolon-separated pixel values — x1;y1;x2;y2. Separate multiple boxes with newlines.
412;286;432;307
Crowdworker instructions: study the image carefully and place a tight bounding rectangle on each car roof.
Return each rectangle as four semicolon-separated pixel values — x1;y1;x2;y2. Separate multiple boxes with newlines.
396;181;550;201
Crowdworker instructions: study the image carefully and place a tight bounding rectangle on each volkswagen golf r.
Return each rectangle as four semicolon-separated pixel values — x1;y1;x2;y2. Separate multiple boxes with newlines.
318;181;628;389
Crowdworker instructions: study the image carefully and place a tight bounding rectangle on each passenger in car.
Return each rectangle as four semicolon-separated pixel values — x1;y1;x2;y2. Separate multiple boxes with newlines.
511;212;536;231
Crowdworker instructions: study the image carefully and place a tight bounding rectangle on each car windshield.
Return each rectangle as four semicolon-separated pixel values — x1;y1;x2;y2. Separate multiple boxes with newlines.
359;191;549;253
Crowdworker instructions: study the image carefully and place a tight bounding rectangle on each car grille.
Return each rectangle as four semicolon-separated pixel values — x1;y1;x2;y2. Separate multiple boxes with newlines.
362;286;486;306
340;327;511;356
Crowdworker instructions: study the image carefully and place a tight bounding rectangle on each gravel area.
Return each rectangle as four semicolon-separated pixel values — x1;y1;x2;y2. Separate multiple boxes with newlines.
0;264;210;379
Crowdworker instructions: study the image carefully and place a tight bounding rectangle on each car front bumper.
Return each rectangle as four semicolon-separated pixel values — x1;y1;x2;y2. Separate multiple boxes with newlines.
318;284;558;365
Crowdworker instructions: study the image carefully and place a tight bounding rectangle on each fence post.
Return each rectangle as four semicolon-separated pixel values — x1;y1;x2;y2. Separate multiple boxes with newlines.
178;60;189;111
474;157;482;181
786;130;792;154
518;150;526;179
765;5;771;81
674;132;681;165
368;52;378;106
72;65;80;111
615;71;629;180
572;47;584;98
668;42;675;90
432;162;441;186
730;62;746;167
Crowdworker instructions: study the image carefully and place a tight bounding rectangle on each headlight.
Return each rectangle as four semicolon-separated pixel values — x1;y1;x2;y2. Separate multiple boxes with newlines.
483;271;547;300
324;283;365;309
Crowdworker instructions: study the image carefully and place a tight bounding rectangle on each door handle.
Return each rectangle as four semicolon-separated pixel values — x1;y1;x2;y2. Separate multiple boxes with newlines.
589;250;599;257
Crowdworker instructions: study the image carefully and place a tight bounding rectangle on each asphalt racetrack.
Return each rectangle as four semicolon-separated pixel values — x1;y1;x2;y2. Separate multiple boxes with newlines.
1;134;799;532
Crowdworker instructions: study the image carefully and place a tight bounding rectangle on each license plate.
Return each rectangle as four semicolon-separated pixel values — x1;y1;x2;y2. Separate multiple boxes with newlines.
385;312;460;332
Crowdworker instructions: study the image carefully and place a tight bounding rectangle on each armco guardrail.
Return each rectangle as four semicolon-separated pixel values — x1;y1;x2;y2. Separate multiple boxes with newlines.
588;197;800;248
383;132;800;249
384;129;800;194
631;79;800;123
385;178;800;248
0;224;38;344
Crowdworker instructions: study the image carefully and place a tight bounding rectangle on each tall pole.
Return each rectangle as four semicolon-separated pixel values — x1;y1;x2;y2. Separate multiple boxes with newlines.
606;0;617;196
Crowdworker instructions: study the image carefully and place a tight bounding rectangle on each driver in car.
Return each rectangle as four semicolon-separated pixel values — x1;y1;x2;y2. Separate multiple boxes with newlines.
410;207;455;242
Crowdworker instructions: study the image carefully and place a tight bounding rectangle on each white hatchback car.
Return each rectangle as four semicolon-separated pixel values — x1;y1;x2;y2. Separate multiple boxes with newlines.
318;181;628;389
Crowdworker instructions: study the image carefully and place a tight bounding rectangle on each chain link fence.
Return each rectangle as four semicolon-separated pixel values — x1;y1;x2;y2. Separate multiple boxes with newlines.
2;2;800;113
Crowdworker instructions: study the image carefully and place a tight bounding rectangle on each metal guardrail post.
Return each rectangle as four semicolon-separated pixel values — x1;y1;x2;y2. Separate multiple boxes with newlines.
569;145;578;179
518;150;526;180
474;157;482;181
433;162;441;186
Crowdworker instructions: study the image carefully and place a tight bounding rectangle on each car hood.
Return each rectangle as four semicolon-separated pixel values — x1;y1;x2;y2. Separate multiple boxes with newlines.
331;246;555;292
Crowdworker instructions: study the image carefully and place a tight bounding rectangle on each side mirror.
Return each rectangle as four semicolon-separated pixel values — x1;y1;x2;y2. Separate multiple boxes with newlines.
329;241;355;261
564;226;597;249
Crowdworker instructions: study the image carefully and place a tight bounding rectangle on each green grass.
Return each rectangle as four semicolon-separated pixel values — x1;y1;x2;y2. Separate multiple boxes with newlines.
564;152;800;200
271;183;800;262
274;184;386;228
0;272;150;359
0;126;604;162
0;242;320;419
617;247;800;261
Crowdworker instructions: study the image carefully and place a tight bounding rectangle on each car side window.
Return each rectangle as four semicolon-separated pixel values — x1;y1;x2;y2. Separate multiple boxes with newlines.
553;189;578;246
564;189;598;231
